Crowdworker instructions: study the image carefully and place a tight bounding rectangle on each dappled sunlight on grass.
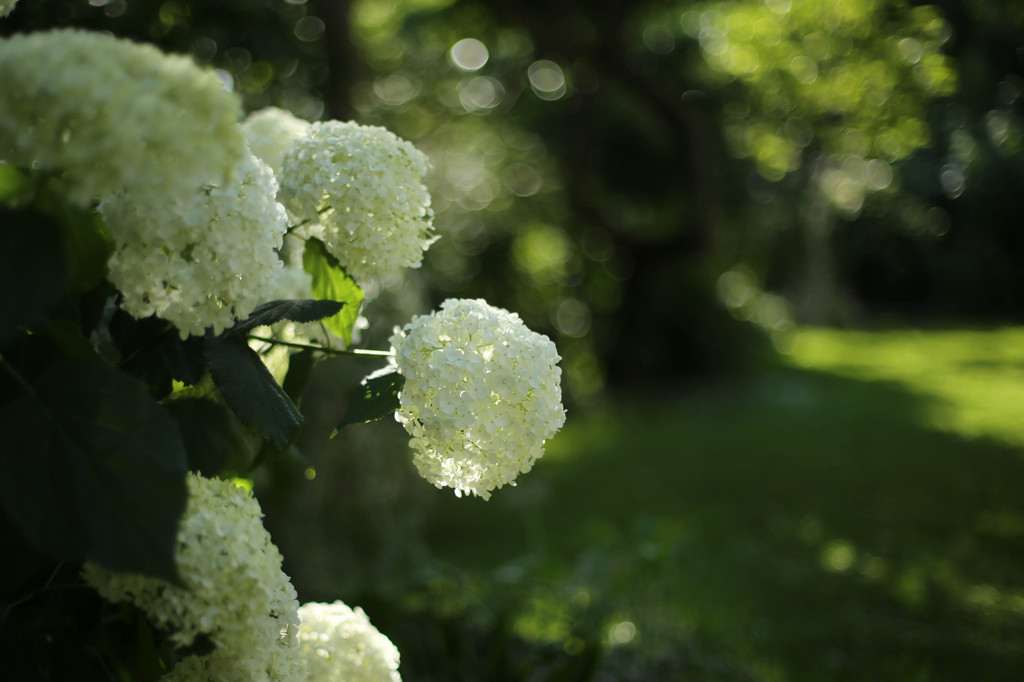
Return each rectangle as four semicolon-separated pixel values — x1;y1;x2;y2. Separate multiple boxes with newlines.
788;327;1024;448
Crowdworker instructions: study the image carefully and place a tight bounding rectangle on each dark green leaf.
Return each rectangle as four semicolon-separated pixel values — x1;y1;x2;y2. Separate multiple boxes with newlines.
0;514;56;604
282;348;317;406
229;299;346;333
0;360;188;583
165;398;252;478
113;313;205;397
56;205;113;296
38;319;100;362
333;366;405;435
302;238;365;347
247;438;307;474
0;207;68;346
204;334;303;449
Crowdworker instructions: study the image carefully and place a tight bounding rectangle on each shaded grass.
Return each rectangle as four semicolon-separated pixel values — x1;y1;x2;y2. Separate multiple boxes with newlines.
404;328;1024;681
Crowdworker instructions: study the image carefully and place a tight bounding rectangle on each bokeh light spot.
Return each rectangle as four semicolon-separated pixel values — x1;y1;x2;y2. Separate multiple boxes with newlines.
503;162;541;197
940;164;965;198
898;37;923;64
513;224;571;284
864;159;893;190
450;38;489;71
529;60;567;100
789;55;818;84
555;299;592;338
374;72;420;107
642;25;675;54
608;621;637;646
821;540;856;573
459;76;504;112
985;110;1011;147
192;36;217;62
294;16;325;42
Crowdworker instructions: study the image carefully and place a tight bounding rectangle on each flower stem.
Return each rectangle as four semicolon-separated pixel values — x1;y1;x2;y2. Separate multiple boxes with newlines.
284;218;311;235
246;335;392;358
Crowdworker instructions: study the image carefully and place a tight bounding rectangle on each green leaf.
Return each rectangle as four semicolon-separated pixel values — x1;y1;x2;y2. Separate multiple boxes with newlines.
229;299;345;333
0;360;188;583
0;207;68;346
302;238;365;347
282;348;317;406
333;365;405;435
204;334;303;450
165;398;252;477
0;163;35;204
56;204;113;296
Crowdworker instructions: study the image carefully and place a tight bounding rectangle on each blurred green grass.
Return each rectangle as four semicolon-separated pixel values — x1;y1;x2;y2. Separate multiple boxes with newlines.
392;327;1024;681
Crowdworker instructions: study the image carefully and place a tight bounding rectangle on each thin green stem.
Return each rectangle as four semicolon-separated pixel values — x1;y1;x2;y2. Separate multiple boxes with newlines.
316;320;333;351
284;219;311;236
246;335;392;358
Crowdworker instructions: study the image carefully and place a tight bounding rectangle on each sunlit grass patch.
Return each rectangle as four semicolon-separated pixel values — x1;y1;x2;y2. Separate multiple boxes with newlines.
787;327;1024;447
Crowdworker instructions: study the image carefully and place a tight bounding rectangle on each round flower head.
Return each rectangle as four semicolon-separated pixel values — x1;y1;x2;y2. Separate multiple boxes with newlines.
278;120;436;282
83;474;302;681
101;151;287;337
242;106;311;176
0;29;246;205
298;601;402;682
389;298;566;499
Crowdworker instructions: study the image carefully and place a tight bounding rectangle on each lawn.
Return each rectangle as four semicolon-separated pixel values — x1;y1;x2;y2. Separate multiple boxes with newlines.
282;327;1024;681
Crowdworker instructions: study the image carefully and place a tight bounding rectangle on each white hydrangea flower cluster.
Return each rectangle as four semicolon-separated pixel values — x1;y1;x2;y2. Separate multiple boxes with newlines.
297;601;402;682
159;648;304;682
82;474;302;682
100;152;287;337
278;121;435;282
0;29;246;206
243;107;312;176
389;298;566;499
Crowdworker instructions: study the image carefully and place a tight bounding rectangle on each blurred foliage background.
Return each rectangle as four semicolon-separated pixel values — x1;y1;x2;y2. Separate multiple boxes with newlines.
6;0;1024;679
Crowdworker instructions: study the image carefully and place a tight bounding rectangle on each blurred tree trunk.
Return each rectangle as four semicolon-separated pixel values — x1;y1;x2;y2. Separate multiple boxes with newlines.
312;0;355;120
798;156;837;325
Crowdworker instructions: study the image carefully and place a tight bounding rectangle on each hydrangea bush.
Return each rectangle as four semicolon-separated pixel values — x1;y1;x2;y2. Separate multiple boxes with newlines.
0;17;564;681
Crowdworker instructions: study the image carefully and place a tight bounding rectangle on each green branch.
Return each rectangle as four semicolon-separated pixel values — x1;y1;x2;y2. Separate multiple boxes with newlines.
246;335;392;358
